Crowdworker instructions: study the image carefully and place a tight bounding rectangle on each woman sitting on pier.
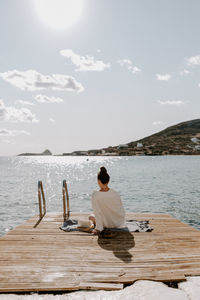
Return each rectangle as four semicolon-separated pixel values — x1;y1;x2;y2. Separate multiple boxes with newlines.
89;167;126;235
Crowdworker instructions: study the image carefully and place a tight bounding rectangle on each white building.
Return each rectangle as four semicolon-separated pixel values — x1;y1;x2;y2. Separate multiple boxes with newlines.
117;144;128;149
137;143;143;148
191;137;199;143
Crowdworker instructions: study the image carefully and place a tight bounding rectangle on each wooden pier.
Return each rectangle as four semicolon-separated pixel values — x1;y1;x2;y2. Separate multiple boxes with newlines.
0;212;200;293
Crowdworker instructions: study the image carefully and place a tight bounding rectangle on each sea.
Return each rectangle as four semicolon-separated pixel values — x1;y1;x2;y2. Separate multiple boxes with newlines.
0;155;199;236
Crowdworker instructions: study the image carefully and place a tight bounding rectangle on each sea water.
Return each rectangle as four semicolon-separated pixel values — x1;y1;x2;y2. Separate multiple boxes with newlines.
0;155;199;236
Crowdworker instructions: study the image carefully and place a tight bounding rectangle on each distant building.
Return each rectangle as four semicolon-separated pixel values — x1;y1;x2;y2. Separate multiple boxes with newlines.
137;143;143;148
88;149;101;156
195;145;200;150
117;144;128;149
72;151;88;156
191;137;199;143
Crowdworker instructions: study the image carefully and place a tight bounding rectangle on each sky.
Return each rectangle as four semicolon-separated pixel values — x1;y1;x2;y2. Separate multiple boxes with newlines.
0;0;200;155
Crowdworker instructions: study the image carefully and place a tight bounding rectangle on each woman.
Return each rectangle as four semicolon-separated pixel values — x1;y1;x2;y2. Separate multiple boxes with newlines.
89;167;126;235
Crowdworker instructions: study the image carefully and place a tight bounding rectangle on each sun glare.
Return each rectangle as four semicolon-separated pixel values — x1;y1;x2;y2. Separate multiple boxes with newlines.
34;0;83;30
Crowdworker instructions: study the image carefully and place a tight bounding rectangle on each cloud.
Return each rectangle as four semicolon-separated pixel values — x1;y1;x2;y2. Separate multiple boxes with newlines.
0;99;39;123
34;94;63;103
60;49;110;72
0;70;84;92
16;100;35;106
118;59;141;74
152;121;163;126
180;69;191;75
186;54;200;66
156;74;171;81
1;139;16;145
157;100;184;105
0;128;30;136
49;118;55;123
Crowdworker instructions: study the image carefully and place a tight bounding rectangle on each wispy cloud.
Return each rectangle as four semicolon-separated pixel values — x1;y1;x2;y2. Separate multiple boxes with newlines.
186;54;200;66
118;59;141;74
60;49;110;72
1;139;16;145
180;69;191;75
0;70;84;92
34;94;63;103
0;128;30;136
157;100;184;105
0;99;39;122
156;74;171;81
16;100;35;106
152;121;163;126
49;118;55;123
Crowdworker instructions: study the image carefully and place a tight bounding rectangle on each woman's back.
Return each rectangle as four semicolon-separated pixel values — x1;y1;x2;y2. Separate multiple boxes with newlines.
92;188;125;231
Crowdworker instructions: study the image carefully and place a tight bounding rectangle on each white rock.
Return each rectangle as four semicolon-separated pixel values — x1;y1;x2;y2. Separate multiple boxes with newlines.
179;276;200;300
0;280;190;300
186;276;200;287
119;280;188;300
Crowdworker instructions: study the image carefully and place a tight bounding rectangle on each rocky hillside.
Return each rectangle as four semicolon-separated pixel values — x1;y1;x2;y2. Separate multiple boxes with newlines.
18;149;52;156
97;119;200;156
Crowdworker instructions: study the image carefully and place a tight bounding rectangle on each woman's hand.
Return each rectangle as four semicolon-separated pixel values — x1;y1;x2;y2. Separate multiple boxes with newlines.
92;229;100;235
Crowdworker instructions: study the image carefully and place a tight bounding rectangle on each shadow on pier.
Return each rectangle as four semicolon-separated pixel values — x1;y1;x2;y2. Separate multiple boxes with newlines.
98;230;135;263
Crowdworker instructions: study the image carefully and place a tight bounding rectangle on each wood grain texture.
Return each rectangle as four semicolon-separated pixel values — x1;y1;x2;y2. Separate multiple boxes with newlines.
0;212;200;292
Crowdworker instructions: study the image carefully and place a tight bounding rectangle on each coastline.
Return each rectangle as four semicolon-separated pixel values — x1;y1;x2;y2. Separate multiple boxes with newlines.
17;119;200;157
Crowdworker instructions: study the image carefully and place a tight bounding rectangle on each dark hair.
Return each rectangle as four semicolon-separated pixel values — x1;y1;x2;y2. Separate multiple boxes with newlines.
97;166;110;184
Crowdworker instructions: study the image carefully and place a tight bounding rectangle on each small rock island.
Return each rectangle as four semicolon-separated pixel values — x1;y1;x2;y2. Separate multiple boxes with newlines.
18;149;52;156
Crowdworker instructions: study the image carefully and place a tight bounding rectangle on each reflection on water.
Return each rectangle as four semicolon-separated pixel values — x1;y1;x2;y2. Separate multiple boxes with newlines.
0;155;200;236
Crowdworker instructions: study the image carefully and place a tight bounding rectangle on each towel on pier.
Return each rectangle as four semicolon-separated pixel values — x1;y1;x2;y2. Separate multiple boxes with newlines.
60;219;78;231
60;219;153;233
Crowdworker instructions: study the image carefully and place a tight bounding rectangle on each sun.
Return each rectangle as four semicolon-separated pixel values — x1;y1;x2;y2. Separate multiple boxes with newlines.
34;0;83;31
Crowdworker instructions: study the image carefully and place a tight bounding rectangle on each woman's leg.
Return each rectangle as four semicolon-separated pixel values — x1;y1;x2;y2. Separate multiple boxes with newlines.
89;214;100;235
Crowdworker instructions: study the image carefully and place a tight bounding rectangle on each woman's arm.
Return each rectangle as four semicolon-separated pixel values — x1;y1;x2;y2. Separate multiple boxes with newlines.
91;194;104;232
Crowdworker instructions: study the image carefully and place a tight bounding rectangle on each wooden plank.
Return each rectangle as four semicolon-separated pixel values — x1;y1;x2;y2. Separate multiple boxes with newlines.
79;282;123;290
0;282;79;292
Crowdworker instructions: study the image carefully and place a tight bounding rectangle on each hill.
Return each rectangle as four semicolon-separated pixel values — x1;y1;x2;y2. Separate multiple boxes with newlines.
87;119;200;156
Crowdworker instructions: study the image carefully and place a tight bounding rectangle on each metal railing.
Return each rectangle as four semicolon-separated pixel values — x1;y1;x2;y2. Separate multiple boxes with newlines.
33;180;70;227
33;181;46;228
62;180;70;221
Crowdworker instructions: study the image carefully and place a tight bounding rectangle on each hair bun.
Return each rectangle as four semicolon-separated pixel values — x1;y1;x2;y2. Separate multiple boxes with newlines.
98;166;110;184
100;166;107;174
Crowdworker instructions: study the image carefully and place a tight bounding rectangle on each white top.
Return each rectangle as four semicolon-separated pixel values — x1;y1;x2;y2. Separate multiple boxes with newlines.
91;188;126;231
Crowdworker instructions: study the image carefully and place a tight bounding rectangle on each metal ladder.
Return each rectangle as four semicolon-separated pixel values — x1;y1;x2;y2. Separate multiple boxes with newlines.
62;180;70;221
34;180;70;227
34;181;46;228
